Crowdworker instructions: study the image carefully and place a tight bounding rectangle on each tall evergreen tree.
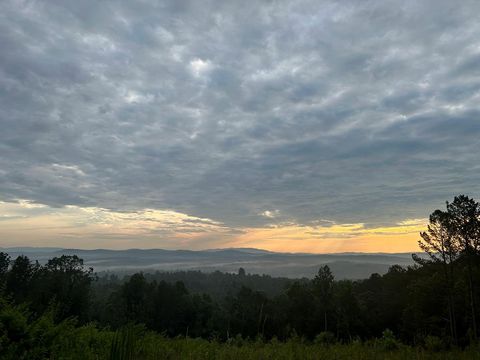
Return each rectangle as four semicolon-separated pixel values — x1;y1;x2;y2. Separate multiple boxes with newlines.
418;209;459;343
312;265;334;332
445;195;480;340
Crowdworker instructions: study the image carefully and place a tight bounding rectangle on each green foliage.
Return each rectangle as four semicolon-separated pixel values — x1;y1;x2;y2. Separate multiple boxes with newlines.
424;335;445;352
0;298;108;360
109;325;139;360
6;255;38;303
378;329;401;351
1;294;480;359
38;255;95;322
140;269;293;300
0;252;10;285
314;331;336;345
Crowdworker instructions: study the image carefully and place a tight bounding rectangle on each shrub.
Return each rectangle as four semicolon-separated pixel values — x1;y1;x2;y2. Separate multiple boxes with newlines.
423;335;445;352
314;331;336;346
378;329;400;351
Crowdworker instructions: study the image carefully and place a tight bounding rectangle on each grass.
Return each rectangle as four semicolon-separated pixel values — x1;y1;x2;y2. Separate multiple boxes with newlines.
3;317;479;360
134;336;480;360
45;325;480;360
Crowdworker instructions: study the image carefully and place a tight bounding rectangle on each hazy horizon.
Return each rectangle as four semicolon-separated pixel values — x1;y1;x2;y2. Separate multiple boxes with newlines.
0;246;423;279
0;244;424;255
1;0;480;252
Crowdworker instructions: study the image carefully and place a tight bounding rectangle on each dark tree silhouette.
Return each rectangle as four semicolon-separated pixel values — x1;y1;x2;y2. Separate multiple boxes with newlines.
445;195;480;340
6;255;38;303
0;252;10;288
312;265;334;332
418;209;459;343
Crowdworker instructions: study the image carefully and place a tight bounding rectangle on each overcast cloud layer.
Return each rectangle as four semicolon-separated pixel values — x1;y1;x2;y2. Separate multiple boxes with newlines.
1;0;480;248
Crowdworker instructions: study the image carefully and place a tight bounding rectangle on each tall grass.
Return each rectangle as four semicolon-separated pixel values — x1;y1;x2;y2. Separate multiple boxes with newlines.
100;330;480;360
109;326;137;360
3;318;478;359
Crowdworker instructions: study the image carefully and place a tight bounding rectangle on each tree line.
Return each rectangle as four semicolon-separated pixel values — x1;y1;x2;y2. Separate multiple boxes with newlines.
1;195;479;352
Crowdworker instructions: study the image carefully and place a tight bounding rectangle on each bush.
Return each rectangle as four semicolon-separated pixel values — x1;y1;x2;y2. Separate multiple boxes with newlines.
378;329;400;351
314;331;336;345
423;335;445;352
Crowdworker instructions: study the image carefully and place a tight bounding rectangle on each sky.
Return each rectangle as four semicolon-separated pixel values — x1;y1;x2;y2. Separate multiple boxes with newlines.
1;0;480;253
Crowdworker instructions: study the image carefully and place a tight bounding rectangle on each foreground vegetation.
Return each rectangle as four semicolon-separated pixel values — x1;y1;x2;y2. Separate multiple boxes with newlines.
1;195;480;358
1;305;479;360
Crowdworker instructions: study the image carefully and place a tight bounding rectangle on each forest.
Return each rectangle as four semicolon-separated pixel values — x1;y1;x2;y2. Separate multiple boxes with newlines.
1;195;480;359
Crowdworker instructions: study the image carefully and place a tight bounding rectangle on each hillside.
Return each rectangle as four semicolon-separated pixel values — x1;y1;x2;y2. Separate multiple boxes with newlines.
0;247;421;279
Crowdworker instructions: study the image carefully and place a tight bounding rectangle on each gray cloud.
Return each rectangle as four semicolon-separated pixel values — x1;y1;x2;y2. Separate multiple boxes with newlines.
1;0;480;232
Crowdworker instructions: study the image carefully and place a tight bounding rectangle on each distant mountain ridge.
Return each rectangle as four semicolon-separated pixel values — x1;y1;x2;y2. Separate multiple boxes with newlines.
0;247;423;279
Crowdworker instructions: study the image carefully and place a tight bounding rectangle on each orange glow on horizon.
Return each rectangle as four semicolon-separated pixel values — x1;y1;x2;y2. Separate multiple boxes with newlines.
229;222;424;253
0;200;425;253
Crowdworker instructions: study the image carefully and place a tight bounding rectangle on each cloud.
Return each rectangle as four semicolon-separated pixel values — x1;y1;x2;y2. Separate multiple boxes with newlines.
189;58;213;77
260;210;280;219
1;0;480;250
0;199;423;252
0;200;235;249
